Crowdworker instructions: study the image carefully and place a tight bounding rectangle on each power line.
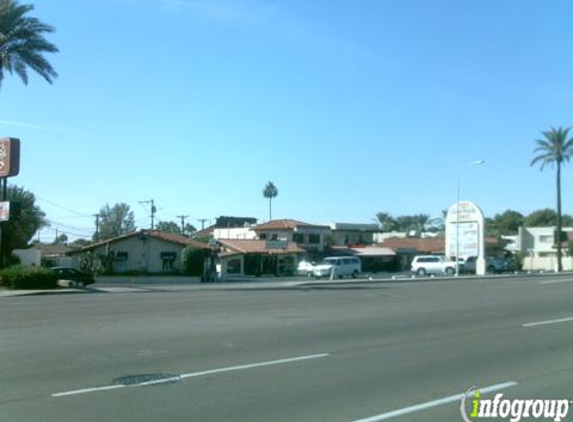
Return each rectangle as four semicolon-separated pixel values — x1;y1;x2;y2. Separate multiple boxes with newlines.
40;227;91;239
46;219;94;232
36;196;92;218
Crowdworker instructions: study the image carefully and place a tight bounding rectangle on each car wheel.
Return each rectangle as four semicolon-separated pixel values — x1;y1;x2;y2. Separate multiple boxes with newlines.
487;265;496;273
352;270;358;279
416;268;426;276
445;267;455;276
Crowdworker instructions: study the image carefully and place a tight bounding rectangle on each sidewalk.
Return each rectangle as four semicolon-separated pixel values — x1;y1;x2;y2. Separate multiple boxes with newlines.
0;287;87;297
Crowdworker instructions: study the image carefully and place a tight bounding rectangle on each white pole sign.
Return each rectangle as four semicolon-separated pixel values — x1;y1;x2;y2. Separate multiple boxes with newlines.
445;201;486;276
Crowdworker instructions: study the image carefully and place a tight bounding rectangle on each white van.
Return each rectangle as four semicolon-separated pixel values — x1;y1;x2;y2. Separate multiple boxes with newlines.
312;256;362;279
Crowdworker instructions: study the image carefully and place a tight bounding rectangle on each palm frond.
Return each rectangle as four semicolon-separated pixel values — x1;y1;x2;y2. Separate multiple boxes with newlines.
0;0;58;87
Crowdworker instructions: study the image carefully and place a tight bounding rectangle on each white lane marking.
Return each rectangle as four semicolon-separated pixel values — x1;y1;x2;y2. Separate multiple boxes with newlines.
52;353;329;398
52;384;126;397
179;353;329;379
523;316;573;328
540;278;573;285
345;381;518;422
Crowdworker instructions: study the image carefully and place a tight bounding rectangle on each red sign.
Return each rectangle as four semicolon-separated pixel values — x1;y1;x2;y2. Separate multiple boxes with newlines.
0;138;20;178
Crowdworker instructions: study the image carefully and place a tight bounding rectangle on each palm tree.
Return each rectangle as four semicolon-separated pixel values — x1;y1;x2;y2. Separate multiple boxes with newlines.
262;181;278;221
413;213;433;234
0;0;58;87
375;212;396;232
531;126;573;272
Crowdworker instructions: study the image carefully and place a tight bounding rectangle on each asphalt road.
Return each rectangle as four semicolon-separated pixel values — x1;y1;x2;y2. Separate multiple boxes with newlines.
1;274;573;422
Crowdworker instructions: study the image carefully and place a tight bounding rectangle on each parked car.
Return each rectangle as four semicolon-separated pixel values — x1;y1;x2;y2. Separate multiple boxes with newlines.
312;257;361;279
462;256;516;274
296;260;316;277
51;267;96;286
410;255;462;276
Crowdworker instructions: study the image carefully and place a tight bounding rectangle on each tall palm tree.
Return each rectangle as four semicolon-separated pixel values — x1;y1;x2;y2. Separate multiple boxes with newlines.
0;0;58;87
531;126;573;272
375;212;396;232
262;181;278;221
413;213;433;234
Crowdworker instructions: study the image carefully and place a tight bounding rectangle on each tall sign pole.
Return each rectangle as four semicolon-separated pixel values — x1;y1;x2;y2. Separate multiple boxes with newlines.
0;138;21;268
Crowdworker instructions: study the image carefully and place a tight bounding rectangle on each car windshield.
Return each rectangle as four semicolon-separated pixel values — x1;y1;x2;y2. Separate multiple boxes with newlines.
1;2;570;422
320;259;336;265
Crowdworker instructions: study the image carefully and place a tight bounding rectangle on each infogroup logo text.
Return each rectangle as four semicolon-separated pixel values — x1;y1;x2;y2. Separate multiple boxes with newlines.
460;387;571;422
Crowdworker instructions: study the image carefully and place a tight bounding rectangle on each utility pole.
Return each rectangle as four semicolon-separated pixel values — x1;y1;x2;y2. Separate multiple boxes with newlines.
197;218;208;230
139;200;157;230
177;215;189;234
93;213;100;241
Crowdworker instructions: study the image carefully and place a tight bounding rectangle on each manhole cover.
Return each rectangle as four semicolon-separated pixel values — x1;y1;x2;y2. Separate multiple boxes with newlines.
113;373;181;387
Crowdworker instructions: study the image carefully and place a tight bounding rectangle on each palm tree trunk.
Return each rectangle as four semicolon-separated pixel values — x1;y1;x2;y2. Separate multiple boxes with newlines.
269;197;272;221
557;161;563;272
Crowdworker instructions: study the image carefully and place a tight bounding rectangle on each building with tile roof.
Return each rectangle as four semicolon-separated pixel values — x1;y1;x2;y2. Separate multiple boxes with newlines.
252;219;331;254
68;230;212;274
215;238;306;278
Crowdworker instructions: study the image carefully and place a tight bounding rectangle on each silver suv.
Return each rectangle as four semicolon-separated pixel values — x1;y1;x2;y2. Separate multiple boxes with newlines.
410;255;461;276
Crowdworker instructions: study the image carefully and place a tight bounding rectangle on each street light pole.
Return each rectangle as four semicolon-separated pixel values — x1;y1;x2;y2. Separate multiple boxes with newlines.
455;159;485;276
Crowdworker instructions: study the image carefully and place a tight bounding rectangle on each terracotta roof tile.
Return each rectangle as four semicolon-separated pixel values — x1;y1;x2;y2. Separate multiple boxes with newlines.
218;239;305;255
68;230;212;255
377;237;445;254
253;219;330;231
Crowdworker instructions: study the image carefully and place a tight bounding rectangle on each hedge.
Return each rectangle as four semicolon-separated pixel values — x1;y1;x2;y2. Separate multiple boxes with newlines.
0;265;58;290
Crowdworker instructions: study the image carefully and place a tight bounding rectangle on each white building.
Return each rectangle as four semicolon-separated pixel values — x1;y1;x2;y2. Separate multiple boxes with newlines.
213;227;257;240
322;223;380;246
518;226;573;271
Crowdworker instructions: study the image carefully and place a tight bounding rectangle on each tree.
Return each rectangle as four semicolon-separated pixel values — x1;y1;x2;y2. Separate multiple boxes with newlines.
2;185;47;258
156;221;181;234
376;212;397;232
524;208;573;227
184;223;196;235
97;203;135;240
531;126;573;271
70;238;91;247
262;181;278;221
51;233;68;245
0;0;58;87
412;213;435;234
181;246;205;276
491;210;525;235
395;215;416;233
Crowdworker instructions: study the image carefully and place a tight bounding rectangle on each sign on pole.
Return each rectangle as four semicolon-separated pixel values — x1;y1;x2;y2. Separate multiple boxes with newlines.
0;202;9;222
0;138;20;178
445;201;486;275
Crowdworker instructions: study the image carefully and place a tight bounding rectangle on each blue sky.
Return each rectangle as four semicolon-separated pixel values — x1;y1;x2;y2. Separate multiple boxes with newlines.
1;0;572;241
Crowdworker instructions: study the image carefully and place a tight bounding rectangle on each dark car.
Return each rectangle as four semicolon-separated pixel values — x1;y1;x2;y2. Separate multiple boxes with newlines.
51;267;96;286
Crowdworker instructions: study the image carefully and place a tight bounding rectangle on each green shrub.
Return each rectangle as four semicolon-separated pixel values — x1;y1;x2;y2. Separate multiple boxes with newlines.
181;247;205;276
0;265;58;290
513;251;524;271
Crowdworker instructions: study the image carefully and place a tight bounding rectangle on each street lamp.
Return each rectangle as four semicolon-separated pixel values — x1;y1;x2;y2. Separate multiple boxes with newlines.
456;159;485;276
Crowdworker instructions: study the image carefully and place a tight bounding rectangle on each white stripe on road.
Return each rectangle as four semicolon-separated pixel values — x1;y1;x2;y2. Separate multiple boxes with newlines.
523;316;573;328
52;353;329;398
52;384;126;397
179;354;329;379
344;381;518;422
539;278;573;285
